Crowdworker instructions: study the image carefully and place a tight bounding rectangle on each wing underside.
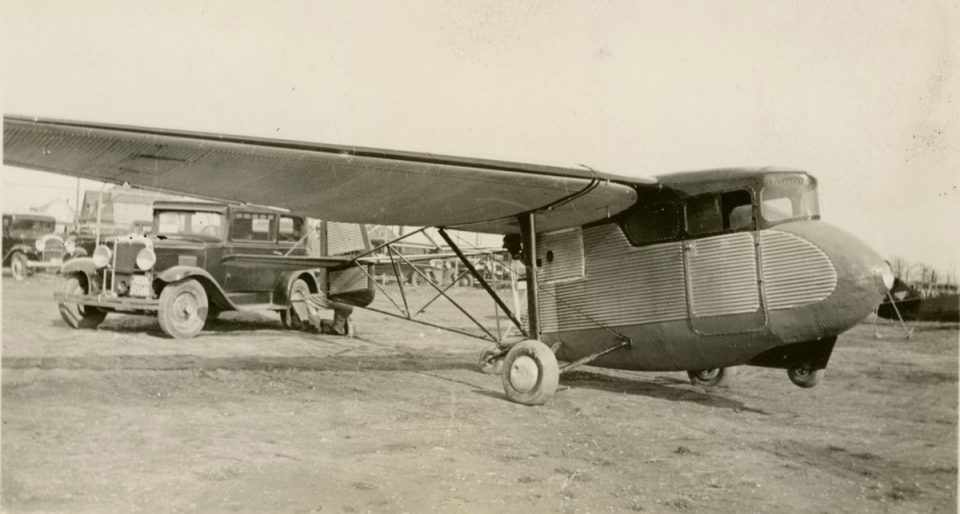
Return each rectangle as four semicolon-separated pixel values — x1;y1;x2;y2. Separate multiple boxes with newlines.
3;115;642;233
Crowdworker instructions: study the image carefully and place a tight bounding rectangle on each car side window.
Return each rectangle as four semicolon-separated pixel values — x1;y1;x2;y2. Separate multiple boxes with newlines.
231;212;275;242
620;203;681;246
278;216;303;242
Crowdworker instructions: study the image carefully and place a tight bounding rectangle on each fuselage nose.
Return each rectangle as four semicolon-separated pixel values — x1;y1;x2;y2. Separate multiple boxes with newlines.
772;221;887;334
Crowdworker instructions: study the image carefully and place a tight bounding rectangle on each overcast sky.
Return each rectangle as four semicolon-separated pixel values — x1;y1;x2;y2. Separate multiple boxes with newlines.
2;1;957;274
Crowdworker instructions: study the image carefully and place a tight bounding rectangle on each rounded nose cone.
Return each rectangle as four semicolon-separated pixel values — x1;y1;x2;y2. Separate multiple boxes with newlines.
776;221;887;333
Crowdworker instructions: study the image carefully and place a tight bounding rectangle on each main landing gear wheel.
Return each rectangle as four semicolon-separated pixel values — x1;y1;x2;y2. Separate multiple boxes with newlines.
478;347;505;375
500;340;559;406
58;276;107;329
281;278;311;330
158;279;208;339
687;367;732;387
10;252;28;281
787;365;822;388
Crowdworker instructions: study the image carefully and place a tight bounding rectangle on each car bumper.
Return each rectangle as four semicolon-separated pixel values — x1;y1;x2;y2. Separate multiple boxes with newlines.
54;292;159;312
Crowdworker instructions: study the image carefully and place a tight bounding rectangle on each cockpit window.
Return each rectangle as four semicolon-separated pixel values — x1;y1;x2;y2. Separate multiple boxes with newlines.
620;203;681;246
685;189;754;236
155;211;225;238
760;174;819;225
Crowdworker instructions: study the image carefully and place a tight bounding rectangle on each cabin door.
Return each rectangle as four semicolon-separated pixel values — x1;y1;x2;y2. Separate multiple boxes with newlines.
683;232;766;334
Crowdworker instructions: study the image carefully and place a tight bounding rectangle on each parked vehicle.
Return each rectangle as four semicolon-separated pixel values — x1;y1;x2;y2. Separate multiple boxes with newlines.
55;201;373;338
2;213;72;280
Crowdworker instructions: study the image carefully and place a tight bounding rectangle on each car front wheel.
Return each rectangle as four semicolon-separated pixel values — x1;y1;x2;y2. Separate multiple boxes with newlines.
158;279;208;339
10;252;29;281
58;276;107;329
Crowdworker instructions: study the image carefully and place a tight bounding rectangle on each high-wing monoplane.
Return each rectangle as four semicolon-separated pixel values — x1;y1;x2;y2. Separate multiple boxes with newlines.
3;115;894;404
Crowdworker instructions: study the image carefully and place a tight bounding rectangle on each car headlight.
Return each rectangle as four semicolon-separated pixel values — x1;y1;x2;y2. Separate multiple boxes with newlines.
35;239;44;251
92;245;112;268
64;240;77;254
136;248;156;271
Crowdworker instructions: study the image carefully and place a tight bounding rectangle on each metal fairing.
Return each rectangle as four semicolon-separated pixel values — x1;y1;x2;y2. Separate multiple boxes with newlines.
685;233;760;317
538;223;687;334
760;230;838;310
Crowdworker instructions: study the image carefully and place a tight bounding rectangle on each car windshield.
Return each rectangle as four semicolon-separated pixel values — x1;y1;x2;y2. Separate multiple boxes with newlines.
10;219;55;233
760;174;820;225
155;211;225;239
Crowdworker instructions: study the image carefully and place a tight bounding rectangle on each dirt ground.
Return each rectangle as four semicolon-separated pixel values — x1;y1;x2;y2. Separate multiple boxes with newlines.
1;273;957;514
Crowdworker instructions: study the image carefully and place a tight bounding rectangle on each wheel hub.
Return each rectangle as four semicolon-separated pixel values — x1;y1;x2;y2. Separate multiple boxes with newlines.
509;355;540;393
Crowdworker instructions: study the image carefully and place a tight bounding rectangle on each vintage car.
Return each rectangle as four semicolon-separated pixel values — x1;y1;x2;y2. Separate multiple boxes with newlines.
2;213;74;280
55;201;373;338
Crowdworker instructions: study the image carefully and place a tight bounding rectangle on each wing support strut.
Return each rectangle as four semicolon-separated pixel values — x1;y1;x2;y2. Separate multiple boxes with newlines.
519;212;540;339
350;227;528;345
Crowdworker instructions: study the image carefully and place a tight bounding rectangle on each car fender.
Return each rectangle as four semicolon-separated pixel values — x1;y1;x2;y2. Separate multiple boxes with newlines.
274;270;320;306
156;266;234;310
3;244;35;264
61;256;98;277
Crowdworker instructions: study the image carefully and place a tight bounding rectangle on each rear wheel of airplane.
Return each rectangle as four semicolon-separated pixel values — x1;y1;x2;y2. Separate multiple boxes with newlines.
787;365;821;388
10;252;29;281
158;279;208;339
58;276;107;329
501;340;559;405
687;368;731;387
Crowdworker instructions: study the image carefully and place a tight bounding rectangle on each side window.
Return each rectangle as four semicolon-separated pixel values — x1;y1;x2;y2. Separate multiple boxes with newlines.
231;213;275;242
722;190;754;231
685;195;722;235
620;203;681;246
278;216;303;242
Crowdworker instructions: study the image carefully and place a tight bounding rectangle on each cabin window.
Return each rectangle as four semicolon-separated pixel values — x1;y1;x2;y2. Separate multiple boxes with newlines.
685;189;754;236
620;203;681;246
685;195;722;235
278;216;303;242
760;174;820;224
231;212;276;241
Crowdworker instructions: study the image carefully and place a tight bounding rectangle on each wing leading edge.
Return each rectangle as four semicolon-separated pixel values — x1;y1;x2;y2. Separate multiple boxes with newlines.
3;115;645;233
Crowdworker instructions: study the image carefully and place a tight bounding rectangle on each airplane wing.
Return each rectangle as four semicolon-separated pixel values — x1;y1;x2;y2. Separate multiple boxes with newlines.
3;115;649;233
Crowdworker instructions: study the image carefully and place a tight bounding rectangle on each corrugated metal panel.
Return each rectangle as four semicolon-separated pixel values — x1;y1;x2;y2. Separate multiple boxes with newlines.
760;230;837;309
327;222;366;255
686;233;760;317
539;223;687;333
537;228;584;284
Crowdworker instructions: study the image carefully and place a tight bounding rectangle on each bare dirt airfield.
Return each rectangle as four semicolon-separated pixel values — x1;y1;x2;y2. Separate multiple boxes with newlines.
2;273;956;514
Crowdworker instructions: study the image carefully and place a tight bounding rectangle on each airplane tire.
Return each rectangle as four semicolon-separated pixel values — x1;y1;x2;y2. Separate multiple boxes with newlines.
787;365;821;388
687;367;732;387
477;347;505;375
157;279;208;339
58;276;107;329
501;340;559;405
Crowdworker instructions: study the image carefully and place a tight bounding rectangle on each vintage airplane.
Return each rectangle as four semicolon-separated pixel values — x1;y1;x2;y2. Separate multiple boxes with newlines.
3;114;894;405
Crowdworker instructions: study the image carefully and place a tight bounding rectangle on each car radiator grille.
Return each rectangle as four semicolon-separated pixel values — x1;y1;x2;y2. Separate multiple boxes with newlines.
42;239;65;262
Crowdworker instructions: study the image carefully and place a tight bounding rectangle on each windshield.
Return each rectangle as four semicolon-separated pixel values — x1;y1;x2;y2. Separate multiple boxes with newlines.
10;219;55;233
760;174;820;225
155;211;225;239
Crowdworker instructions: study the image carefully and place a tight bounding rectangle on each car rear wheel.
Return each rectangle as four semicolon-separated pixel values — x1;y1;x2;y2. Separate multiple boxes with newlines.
10;252;29;281
281;279;311;330
158;279;208;339
58;276;107;329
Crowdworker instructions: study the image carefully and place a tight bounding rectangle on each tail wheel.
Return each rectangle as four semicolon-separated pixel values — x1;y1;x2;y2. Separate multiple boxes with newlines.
687;367;732;387
787;365;822;388
58;276;107;329
281;278;312;330
158;279;208;339
500;340;559;405
10;252;29;281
